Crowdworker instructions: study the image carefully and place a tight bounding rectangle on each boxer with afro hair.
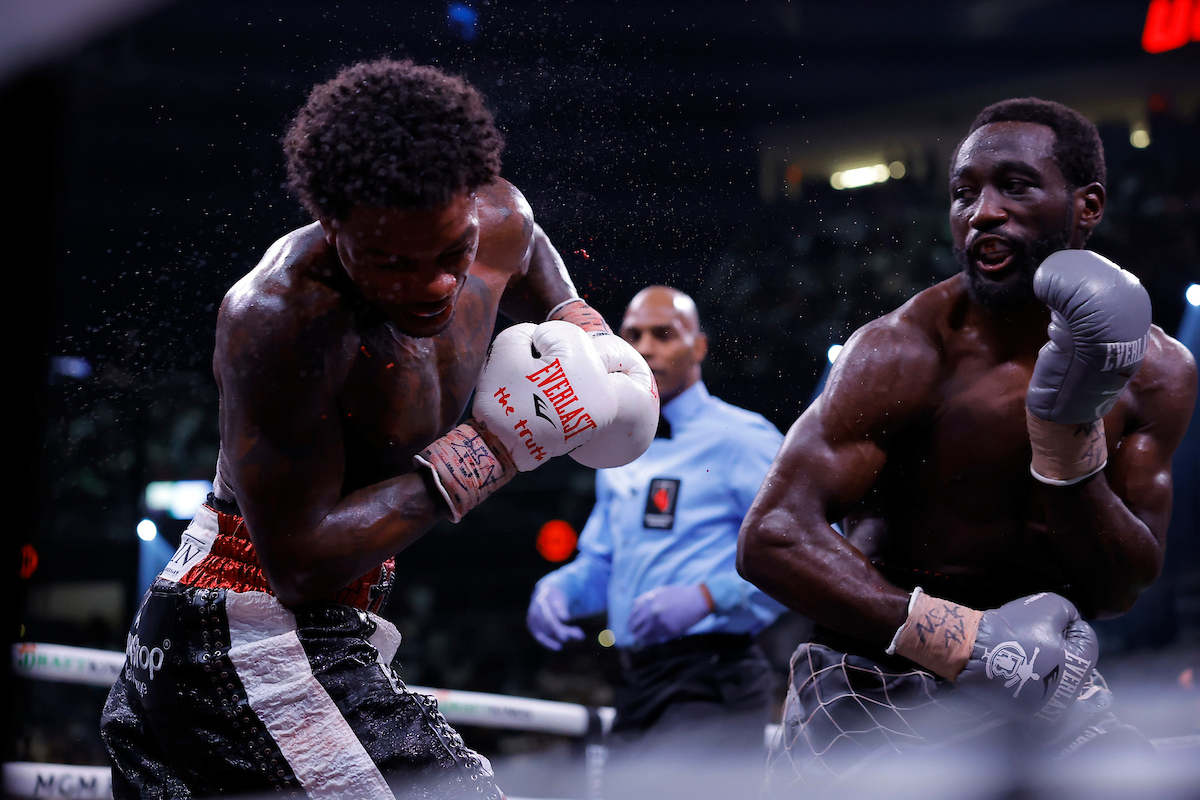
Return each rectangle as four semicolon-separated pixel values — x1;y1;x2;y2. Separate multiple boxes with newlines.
283;58;505;221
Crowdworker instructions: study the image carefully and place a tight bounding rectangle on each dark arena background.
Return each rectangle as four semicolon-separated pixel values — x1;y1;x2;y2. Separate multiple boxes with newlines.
6;1;1199;798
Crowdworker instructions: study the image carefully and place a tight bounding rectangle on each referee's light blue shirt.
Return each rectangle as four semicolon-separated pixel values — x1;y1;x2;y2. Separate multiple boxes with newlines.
538;381;787;648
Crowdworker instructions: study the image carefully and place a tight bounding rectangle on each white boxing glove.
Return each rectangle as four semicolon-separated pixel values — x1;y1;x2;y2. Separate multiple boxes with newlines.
415;321;658;522
568;332;659;468
473;321;618;472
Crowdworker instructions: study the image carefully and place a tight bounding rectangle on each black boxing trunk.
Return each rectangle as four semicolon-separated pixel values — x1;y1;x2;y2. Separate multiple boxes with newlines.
100;503;502;799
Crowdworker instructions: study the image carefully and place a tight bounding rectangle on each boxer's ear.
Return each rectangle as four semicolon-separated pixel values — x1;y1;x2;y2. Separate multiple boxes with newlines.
1072;182;1104;246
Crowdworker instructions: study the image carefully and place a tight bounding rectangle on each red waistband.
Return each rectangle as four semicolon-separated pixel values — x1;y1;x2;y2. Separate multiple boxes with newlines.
177;504;394;614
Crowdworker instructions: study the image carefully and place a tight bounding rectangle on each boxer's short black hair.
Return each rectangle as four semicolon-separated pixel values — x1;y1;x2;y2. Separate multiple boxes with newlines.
283;58;504;221
964;97;1106;188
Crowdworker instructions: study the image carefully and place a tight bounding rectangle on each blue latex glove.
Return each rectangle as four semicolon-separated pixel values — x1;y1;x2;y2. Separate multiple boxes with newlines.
526;583;585;651
628;584;713;644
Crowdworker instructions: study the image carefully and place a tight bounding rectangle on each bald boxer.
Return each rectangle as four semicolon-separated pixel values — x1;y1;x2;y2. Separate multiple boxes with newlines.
738;98;1197;788
527;286;785;757
100;58;658;799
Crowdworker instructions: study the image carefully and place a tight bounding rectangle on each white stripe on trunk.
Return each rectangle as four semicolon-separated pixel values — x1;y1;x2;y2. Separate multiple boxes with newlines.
225;590;395;800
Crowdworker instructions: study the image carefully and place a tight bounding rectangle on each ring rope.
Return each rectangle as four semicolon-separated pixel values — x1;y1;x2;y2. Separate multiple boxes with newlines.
11;642;615;736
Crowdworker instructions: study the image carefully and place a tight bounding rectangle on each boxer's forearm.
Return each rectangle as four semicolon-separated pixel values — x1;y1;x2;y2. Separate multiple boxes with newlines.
738;507;910;646
1040;473;1163;619
251;471;448;606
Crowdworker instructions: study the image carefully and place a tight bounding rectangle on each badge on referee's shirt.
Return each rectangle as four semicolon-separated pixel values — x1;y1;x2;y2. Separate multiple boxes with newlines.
643;478;681;529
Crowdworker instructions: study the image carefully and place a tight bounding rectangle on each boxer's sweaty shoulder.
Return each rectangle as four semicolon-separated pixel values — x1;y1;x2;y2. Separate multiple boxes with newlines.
474;178;536;285
1119;326;1197;431
820;278;948;441
216;223;359;415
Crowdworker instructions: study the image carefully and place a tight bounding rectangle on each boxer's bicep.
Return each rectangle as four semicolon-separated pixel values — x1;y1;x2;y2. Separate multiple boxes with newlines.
740;317;937;625
1106;338;1198;544
1104;429;1172;548
810;316;938;516
738;398;885;571
229;389;345;548
478;181;576;322
738;407;910;637
761;400;887;528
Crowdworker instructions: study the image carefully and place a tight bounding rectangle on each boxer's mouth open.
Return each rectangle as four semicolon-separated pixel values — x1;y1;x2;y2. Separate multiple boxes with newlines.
972;236;1013;273
406;300;452;319
393;300;454;331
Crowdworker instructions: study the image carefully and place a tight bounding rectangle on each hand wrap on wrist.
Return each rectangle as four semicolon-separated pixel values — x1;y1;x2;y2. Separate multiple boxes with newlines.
1026;408;1108;486
413;421;516;522
546;297;613;335
885;587;984;681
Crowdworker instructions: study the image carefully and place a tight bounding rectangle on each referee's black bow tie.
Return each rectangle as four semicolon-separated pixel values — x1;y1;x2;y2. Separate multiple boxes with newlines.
655;416;672;439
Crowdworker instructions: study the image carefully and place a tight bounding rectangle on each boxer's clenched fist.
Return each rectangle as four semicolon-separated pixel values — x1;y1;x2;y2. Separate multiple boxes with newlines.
546;298;660;467
1028;250;1152;424
567;332;658;469
888;589;1099;726
474;321;619;471
416;321;655;522
1025;250;1152;485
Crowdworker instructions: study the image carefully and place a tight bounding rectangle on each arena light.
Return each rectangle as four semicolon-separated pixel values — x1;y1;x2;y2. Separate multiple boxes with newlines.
536;519;578;562
49;356;92;380
447;2;479;42
830;164;890;190
1130;123;1151;148
827;344;844;363
829;162;905;190
144;480;213;520
137;519;158;542
1142;0;1199;53
20;544;38;579
1187;283;1200;307
597;629;616;648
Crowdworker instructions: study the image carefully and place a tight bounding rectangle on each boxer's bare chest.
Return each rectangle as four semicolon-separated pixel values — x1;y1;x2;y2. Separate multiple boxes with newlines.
337;277;501;487
876;341;1055;573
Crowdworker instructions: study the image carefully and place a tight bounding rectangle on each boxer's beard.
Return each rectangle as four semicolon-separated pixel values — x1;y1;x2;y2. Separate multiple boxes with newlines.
956;220;1073;312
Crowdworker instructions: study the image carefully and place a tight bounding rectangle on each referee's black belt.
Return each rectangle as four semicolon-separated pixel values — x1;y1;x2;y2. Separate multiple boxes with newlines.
618;632;755;671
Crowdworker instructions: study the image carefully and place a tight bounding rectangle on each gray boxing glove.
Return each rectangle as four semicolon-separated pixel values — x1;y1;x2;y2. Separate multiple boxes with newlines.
889;590;1098;727
957;592;1099;725
1025;251;1152;484
1027;250;1151;424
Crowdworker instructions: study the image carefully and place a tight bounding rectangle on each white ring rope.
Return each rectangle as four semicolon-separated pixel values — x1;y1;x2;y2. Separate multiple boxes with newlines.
9;642;612;800
11;642;615;736
12;643;124;688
